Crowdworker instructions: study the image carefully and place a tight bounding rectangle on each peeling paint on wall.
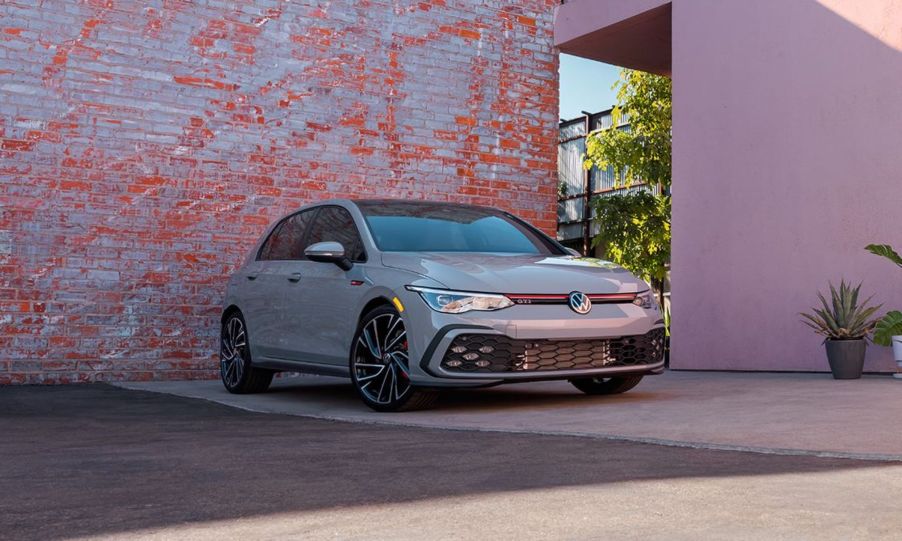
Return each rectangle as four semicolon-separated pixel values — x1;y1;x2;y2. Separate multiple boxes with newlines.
0;0;560;383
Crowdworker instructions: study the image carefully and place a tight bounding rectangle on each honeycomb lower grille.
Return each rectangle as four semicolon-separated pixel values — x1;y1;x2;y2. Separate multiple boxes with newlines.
440;328;665;373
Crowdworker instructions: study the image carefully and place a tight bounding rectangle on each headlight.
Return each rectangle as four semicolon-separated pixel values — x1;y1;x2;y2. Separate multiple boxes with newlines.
406;286;514;314
632;290;658;310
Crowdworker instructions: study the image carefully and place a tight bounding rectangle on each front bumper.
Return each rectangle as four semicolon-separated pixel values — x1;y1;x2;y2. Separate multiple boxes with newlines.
399;289;665;387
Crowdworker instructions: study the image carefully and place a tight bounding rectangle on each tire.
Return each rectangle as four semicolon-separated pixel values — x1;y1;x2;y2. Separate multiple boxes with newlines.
569;375;644;395
220;311;274;394
350;305;438;412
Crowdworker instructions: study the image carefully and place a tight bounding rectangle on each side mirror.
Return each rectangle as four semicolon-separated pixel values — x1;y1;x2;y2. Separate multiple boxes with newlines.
304;241;353;271
565;247;582;257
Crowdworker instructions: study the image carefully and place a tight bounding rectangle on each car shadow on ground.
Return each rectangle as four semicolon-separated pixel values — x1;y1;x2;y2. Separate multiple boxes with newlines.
265;376;668;414
1;384;898;540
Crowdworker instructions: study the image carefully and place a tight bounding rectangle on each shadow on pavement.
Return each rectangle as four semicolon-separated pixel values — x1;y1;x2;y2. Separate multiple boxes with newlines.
0;384;896;540
265;375;668;413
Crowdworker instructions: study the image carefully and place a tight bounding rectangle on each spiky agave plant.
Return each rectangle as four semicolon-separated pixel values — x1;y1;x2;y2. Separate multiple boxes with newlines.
800;280;882;341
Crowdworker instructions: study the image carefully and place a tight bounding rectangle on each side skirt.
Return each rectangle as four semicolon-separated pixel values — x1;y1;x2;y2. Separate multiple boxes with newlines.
254;357;350;378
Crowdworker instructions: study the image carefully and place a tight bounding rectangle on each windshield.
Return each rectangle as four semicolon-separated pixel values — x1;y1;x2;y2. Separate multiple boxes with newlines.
356;201;565;255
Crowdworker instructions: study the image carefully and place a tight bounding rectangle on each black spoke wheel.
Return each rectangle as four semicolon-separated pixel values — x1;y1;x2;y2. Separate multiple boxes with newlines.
350;306;437;412
220;311;273;394
569;375;644;395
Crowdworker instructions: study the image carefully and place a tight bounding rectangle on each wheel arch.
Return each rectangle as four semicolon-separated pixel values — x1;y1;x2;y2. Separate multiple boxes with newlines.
221;304;242;323
358;296;394;324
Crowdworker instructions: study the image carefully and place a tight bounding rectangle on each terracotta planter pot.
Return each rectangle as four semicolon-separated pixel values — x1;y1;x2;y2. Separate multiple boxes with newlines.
824;339;866;380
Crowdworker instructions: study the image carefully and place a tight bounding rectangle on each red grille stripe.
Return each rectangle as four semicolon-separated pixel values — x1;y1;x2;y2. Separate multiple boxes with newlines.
506;293;638;303
588;293;637;301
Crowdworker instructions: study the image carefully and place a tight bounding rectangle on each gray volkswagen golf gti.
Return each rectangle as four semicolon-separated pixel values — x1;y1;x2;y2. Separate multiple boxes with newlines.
220;199;665;411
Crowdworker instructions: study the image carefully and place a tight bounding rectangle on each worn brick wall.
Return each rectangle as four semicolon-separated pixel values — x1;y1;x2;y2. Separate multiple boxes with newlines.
0;1;559;383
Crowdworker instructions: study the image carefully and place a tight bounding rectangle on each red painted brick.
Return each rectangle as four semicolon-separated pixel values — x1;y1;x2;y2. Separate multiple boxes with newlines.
2;139;35;151
0;0;559;383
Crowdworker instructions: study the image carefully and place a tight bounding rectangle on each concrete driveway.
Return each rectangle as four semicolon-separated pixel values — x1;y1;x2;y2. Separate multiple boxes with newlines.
2;383;902;541
118;371;902;460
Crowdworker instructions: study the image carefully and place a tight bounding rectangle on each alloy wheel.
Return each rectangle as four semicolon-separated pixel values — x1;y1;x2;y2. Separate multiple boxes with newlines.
220;316;247;388
352;313;411;405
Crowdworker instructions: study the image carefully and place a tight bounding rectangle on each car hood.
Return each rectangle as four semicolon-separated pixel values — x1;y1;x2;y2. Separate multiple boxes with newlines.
380;252;648;294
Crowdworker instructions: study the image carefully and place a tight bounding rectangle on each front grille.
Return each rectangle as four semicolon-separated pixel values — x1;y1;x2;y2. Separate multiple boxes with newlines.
440;328;665;373
506;293;638;305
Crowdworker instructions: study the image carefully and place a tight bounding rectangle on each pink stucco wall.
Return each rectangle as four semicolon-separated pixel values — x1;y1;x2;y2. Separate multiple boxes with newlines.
671;0;902;372
557;0;902;372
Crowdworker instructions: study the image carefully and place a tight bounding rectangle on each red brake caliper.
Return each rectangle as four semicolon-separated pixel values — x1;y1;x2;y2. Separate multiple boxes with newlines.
400;340;409;379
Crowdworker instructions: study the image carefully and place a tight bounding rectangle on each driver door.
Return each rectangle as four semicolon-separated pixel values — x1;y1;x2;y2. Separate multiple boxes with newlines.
280;205;369;365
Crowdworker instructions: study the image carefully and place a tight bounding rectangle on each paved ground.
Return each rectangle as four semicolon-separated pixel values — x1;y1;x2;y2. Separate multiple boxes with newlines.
2;384;902;540
118;371;902;460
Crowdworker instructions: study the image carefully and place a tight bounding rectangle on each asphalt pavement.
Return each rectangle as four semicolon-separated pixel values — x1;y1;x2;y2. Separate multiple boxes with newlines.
2;384;901;540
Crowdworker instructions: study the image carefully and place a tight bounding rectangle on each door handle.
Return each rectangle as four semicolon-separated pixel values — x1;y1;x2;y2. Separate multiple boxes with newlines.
288;272;302;282
246;273;258;281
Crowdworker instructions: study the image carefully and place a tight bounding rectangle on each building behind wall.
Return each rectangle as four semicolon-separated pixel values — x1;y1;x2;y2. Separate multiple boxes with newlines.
0;1;559;383
557;109;657;256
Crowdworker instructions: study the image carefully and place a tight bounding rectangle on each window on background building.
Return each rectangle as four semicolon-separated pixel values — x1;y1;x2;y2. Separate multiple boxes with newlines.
556;109;656;256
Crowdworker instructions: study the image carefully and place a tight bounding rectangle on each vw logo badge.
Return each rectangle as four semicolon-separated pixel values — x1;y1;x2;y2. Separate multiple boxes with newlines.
568;291;592;314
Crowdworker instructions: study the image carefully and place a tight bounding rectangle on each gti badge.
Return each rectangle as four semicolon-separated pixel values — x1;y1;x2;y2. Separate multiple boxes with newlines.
568;291;592;314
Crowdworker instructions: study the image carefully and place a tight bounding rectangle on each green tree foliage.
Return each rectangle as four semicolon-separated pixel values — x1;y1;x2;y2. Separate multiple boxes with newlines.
584;70;672;190
584;69;672;299
591;191;671;295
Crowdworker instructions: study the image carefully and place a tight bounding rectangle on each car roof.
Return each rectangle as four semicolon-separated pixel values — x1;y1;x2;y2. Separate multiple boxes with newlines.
290;198;504;216
348;198;502;213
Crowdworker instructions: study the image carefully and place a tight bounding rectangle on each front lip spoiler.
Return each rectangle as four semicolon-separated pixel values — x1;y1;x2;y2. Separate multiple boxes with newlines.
435;359;666;383
418;324;665;381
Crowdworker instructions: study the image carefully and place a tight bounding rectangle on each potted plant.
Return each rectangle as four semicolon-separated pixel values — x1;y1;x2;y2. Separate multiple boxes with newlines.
865;244;902;378
876;313;902;379
800;280;881;379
